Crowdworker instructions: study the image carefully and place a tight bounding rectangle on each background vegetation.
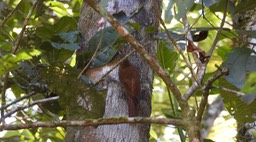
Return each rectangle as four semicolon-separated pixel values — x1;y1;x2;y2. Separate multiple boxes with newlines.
1;0;256;141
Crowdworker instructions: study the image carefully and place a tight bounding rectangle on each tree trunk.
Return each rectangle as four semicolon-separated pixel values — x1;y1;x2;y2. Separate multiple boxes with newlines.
65;0;160;141
234;7;256;142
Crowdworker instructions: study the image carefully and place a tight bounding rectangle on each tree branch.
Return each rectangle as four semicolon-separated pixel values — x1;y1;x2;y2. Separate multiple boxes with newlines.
84;0;189;110
1;92;37;110
3;96;59;119
212;86;244;96
0;117;184;131
196;67;229;123
83;0;189;111
1;0;38;125
1;0;24;27
184;0;228;101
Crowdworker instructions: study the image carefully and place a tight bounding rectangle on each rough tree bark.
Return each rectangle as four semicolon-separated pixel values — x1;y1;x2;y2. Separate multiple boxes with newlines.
234;7;256;142
65;0;160;141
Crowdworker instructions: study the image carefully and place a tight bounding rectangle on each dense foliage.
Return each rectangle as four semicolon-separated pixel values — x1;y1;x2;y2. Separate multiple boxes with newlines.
1;0;256;141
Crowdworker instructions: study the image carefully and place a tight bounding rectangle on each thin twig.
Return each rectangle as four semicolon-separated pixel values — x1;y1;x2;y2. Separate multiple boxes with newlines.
0;0;38;125
1;92;36;110
13;0;38;53
1;0;24;27
158;11;199;86
196;67;228;122
84;0;189;111
0;117;184;131
3;96;59;119
1;74;9;125
184;0;228;101
207;0;228;57
94;50;135;86
77;25;106;79
212;86;245;96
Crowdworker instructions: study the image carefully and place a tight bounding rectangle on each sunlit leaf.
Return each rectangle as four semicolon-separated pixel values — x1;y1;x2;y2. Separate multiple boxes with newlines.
241;73;256;93
150;129;158;140
46;1;70;17
0;49;41;77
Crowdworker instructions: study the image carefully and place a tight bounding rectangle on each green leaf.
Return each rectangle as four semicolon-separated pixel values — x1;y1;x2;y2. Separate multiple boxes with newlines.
220;78;256;125
235;0;256;14
90;47;117;67
46;1;70;17
162;108;182;119
11;84;25;98
0;49;41;77
241;93;256;104
164;0;173;23
51;42;80;51
58;31;79;43
157;41;179;73
241;73;256;93
150;129;158;140
209;0;227;12
36;25;55;40
40;41;74;63
53;16;77;34
222;48;255;88
20;129;35;140
173;0;194;20
87;27;120;67
40;64;105;119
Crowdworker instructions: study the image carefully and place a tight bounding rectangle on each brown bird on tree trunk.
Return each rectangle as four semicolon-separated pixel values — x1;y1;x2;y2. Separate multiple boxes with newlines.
119;59;140;117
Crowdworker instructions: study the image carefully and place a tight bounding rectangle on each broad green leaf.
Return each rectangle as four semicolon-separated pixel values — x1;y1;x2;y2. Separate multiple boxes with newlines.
11;84;25;98
216;45;233;61
87;27;120;68
20;129;35;140
209;0;227;12
88;27;119;52
36;25;55;40
241;93;256;104
157;41;179;73
40;64;105;119
150;129;158;140
58;31;79;43
162;108;182;119
51;42;80;51
241;73;256;93
46;1;70;17
40;41;74;63
0;49;41;77
90;47;117;67
222;48;254;88
220;78;256;125
164;0;173;23
53;16;77;34
173;0;194;20
235;0;256;14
